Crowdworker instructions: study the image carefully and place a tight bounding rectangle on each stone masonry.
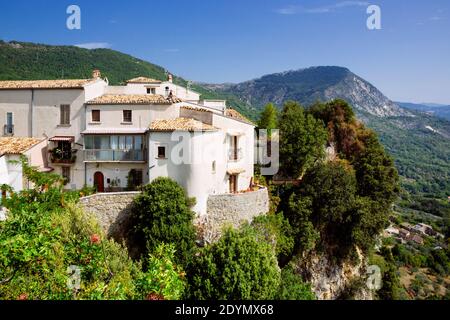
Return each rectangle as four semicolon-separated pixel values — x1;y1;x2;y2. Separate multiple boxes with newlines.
79;188;269;245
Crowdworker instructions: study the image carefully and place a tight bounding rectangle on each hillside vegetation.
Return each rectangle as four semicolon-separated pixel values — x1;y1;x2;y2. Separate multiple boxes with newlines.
0;40;254;119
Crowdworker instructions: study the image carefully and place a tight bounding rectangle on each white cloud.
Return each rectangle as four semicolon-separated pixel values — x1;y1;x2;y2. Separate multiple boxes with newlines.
75;42;112;49
275;6;299;15
164;48;180;53
276;1;369;15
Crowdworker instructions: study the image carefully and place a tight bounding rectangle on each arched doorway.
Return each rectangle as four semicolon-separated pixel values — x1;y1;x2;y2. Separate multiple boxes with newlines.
93;172;105;192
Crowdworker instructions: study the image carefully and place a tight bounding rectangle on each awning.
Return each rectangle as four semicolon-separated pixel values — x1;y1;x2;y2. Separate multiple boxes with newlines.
82;128;148;135
227;168;246;175
49;136;75;142
227;131;245;137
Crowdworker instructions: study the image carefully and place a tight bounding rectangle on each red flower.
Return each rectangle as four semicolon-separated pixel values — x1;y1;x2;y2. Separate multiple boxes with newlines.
18;293;28;300
90;234;101;244
146;293;165;300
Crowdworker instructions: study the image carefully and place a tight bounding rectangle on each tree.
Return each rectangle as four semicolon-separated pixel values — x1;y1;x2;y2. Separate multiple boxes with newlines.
132;177;197;266
353;131;400;206
187;227;281;300
278;101;327;178
251;213;295;260
377;247;402;300
258;103;278;136
286;195;319;254
277;264;316;300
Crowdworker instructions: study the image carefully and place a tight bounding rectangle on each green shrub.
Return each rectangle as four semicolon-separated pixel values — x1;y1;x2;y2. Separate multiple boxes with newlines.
277;264;315;300
187;227;281;300
0;159;186;300
251;213;295;259
135;243;186;300
132;177;197;266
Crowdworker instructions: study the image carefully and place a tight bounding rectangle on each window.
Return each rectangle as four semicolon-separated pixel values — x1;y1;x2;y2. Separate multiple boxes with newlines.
157;146;166;159
6;112;13;126
92;110;100;122
212;161;216;174
165;87;170;96
128;169;143;189
230;136;239;161
123;110;132;123
4;112;13;135
84;135;144;150
62;167;71;183
60;105;70;125
146;88;156;95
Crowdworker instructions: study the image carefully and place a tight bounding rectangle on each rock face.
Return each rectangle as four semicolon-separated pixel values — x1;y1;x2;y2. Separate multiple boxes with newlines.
294;248;374;300
215;66;411;118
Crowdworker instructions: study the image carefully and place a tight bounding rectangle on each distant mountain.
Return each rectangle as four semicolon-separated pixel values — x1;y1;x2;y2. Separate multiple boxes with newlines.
397;102;450;121
210;66;450;198
208;66;411;118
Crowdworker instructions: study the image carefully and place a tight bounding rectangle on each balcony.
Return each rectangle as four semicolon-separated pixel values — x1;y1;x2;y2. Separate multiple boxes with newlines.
49;148;77;164
3;125;14;136
228;148;243;161
84;149;146;162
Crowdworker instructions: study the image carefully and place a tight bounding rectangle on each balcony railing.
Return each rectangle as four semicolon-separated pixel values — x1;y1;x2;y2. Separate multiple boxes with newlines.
228;148;243;161
84;149;146;162
50;148;77;164
3;125;14;136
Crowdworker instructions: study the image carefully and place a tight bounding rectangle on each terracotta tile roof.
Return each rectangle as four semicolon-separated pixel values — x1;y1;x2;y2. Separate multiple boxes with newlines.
0;79;96;90
181;106;212;113
0;137;42;156
149;118;218;132
87;94;182;105
127;77;162;84
227;168;246;175
225;108;254;125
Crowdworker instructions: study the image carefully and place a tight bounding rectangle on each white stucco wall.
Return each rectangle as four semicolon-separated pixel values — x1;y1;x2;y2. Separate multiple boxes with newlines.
85;162;148;189
0;90;32;137
0;154;22;191
85;103;179;130
212;114;255;192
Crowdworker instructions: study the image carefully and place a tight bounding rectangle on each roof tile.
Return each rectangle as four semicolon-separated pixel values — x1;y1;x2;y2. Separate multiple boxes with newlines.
150;118;217;132
0;137;42;155
87;94;182;105
126;77;162;84
0;79;96;90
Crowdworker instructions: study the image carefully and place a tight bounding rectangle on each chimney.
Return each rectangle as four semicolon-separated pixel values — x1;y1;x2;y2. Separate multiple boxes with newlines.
92;69;101;79
167;73;173;83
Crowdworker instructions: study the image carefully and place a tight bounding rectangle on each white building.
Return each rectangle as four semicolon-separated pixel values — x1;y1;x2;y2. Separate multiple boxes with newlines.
0;72;255;215
0;137;50;192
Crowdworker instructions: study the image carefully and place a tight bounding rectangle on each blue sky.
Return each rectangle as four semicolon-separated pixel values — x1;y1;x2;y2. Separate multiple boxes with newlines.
0;0;449;104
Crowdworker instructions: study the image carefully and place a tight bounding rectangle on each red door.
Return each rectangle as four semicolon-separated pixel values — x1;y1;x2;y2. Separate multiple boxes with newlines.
94;172;105;192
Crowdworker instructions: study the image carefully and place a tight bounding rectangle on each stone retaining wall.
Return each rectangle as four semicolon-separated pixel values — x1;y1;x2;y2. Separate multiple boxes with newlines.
79;188;270;245
202;187;269;242
79;192;139;242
